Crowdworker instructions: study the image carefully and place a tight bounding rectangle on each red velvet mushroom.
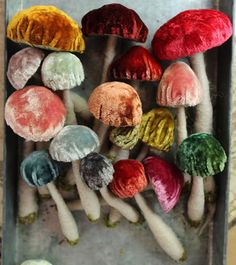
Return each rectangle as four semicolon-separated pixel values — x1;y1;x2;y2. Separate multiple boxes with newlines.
109;159;185;261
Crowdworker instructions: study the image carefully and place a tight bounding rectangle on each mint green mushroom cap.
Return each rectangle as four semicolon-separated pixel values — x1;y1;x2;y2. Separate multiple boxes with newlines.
49;125;100;162
176;133;227;177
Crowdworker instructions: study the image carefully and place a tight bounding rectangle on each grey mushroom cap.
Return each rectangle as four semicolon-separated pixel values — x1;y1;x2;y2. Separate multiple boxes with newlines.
49;125;100;162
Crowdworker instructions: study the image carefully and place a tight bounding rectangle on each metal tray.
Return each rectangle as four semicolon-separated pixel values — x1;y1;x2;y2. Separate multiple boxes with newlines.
2;0;234;264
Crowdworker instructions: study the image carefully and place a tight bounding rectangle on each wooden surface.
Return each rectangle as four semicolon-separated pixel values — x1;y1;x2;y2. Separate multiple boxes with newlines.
0;1;235;264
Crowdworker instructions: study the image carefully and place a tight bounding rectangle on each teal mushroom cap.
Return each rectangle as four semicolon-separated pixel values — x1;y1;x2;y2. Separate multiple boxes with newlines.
20;150;59;187
49;125;100;162
176;133;227;177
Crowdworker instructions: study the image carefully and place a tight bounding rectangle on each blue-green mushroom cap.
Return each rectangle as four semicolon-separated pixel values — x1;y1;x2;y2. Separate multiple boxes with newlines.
49;125;100;162
41;52;84;91
80;152;114;190
20;150;59;187
176;133;227;177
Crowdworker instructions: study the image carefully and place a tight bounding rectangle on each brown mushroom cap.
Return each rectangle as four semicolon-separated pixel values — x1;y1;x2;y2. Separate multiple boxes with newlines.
82;4;148;42
152;9;232;60
110;46;162;81
157;62;202;107
88;81;142;127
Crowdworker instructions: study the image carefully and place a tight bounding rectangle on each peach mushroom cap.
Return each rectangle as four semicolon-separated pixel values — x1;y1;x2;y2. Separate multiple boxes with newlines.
88;81;142;127
157;62;202;107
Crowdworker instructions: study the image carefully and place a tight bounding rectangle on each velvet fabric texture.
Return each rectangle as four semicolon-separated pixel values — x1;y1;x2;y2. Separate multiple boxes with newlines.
7;6;85;52
152;9;232;60
82;4;148;42
111;46;162;81
109;160;147;198
5;86;66;141
143;156;184;213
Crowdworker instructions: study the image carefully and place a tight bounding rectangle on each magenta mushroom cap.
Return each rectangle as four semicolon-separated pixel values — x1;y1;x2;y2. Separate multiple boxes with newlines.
152;9;232;60
82;4;148;42
111;46;162;81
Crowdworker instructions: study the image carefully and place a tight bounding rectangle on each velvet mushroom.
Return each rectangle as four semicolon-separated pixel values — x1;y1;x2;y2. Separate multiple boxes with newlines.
110;159;185;262
80;152;140;223
143;156;184;213
49;125;100;221
176;133;227;225
7;6;85;52
7;47;44;90
137;108;174;161
21;150;79;245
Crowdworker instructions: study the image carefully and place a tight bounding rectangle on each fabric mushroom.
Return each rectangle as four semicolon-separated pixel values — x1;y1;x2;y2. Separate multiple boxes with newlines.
7;6;85;52
109;159;185;262
176;133;227;225
80;152;140;223
143;156;184;213
49;125;101;222
21;150;79;245
7;47;44;90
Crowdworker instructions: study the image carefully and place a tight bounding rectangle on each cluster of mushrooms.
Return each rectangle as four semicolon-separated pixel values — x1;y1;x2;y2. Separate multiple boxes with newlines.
5;4;231;263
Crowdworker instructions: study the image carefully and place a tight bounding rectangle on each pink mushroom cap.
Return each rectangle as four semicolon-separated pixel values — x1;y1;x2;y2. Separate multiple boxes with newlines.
5;86;66;141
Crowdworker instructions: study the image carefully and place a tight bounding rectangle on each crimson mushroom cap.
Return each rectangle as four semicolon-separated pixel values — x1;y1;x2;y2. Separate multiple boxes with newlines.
152;9;232;60
111;46;163;81
157;62;202;107
109;159;147;199
82;4;148;42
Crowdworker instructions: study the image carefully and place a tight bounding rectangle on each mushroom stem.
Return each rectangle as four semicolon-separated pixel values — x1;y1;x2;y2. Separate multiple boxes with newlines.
47;181;79;245
134;193;185;262
37;186;50;199
190;52;213;134
106;207;123;227
70;91;92;121
107;145;121;161
113;149;130;163
68;198;107;211
176;106;188;146
63;89;77;125
136;145;149;162
187;175;205;225
100;187;140;223
93;122;109;152
18;140;38;224
72;160;100;221
204;176;216;202
59;167;76;191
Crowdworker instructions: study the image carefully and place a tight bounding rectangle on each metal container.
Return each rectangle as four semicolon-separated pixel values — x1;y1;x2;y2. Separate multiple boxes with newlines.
3;0;234;264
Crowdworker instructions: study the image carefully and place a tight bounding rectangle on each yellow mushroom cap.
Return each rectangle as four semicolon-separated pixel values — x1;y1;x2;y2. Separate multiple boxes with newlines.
139;108;174;151
7;6;85;52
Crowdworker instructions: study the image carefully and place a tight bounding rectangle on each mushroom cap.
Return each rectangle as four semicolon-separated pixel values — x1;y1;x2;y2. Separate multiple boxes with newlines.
7;6;85;52
109;159;147;198
143;156;184;213
152;9;232;60
21;150;59;187
109;125;140;150
80;152;114;190
157;62;202;107
49;125;100;162
111;46;162;81
88;81;142;127
7;47;45;90
41;52;84;91
81;3;148;42
176;133;227;177
139;108;174;151
5;86;66;141
21;260;53;265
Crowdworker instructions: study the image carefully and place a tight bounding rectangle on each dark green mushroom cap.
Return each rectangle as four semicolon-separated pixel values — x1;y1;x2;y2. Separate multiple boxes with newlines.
80;152;114;190
176;133;227;177
109;125;140;150
20;150;59;187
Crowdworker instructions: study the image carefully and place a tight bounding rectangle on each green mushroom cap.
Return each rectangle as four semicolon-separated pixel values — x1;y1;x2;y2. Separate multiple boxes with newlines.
176;133;227;177
109;125;140;150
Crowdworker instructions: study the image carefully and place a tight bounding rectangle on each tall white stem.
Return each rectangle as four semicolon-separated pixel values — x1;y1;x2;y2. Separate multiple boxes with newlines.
176;106;188;146
18;140;38;224
68;198;107;211
113;149;130;163
47;182;79;244
100;187;139;223
187;175;205;225
72;160;100;221
63;89;77;125
107;207;123;227
134;193;185;261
